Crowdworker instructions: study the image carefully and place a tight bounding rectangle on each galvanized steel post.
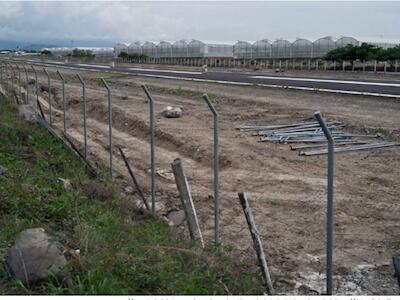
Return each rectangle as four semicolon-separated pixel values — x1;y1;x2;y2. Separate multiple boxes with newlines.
43;68;52;124
22;65;28;103
10;64;14;92
4;63;8;94
314;111;335;295
16;64;22;100
101;78;113;178
31;66;39;111
57;70;67;135
202;93;220;244
77;74;88;159
141;84;156;214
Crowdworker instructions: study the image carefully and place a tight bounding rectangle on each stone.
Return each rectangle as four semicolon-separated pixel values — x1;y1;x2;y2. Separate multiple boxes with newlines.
0;165;7;175
18;104;36;122
6;228;67;285
161;106;183;118
124;186;134;194
167;210;186;226
58;178;72;192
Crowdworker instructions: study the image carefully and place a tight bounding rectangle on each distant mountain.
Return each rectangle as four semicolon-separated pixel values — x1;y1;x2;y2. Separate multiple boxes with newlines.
0;40;57;51
0;38;115;51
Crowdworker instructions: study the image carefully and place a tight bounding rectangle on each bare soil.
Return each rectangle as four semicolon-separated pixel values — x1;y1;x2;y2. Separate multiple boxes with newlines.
18;64;400;295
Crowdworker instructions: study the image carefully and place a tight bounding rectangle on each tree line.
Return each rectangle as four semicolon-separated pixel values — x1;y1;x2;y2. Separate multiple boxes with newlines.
325;43;400;62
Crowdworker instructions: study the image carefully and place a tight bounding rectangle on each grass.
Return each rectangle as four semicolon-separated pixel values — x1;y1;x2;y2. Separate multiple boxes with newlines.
0;97;263;295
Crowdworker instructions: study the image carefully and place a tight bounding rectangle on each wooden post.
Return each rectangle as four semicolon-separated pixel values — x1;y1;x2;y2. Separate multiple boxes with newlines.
238;192;274;295
171;158;204;248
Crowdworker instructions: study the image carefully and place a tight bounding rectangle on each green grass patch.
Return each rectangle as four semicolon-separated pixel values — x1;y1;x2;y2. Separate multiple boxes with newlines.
0;97;262;295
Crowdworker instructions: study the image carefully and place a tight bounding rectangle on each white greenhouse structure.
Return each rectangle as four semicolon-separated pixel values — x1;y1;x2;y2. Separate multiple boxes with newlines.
252;39;272;59
292;39;313;58
271;39;292;59
141;41;157;57
233;41;253;59
127;42;142;54
110;36;398;60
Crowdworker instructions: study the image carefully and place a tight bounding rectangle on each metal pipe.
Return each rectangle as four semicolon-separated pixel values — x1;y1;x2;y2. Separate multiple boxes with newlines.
22;65;29;103
57;70;67;136
31;66;39;111
141;84;156;214
101;78;113;178
16;64;22;100
4;63;8;94
43;68;52;125
314;111;334;295
77;74;88;159
202;93;220;244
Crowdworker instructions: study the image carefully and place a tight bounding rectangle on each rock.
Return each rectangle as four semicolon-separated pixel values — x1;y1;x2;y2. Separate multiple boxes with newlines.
18;104;36;122
167;210;186;226
58;178;72;192
161;106;183;118
124;186;134;194
0;165;8;175
6;228;67;285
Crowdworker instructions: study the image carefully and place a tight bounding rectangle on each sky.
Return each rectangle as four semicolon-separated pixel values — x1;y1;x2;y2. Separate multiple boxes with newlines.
0;1;399;46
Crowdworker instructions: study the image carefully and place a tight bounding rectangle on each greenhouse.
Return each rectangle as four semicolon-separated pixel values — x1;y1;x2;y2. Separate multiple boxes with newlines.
141;41;157;57
252;39;272;59
187;40;207;58
312;36;336;58
233;41;253;59
114;43;129;56
291;38;313;58
206;44;234;57
335;36;359;48
127;42;142;54
111;36;398;60
157;41;172;58
271;39;292;59
172;40;188;58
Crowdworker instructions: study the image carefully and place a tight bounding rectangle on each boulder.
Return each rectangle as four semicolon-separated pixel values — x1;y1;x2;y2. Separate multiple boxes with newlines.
161;106;183;118
0;165;7;175
6;228;67;285
18;104;37;122
167;210;186;226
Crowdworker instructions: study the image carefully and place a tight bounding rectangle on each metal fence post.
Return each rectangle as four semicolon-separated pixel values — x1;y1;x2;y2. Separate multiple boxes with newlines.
314;111;335;295
202;93;220;244
22;65;29;103
101;78;113;178
77;74;88;159
57;70;67;136
16;64;22;100
141;84;156;214
10;64;14;92
43;68;52;125
31;66;39;111
4;63;8;94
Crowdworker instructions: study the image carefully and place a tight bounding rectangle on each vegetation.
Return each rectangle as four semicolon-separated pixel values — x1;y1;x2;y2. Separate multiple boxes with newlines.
41;50;53;56
67;48;95;59
118;51;148;60
0;98;262;295
325;43;400;62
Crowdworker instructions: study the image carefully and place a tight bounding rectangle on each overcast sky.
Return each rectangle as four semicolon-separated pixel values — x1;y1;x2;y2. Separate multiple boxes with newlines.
0;1;399;46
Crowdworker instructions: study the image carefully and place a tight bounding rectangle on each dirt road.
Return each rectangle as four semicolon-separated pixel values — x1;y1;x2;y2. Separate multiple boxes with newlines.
13;65;400;295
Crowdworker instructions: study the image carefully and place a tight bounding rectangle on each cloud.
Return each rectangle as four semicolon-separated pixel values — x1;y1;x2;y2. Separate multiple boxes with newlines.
0;1;399;45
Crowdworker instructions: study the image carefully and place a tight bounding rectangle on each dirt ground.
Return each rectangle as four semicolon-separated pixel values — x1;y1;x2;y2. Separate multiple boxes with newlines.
10;64;400;295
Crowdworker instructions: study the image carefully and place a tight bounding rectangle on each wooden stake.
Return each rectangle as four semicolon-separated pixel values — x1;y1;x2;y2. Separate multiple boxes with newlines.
171;158;204;248
238;192;274;295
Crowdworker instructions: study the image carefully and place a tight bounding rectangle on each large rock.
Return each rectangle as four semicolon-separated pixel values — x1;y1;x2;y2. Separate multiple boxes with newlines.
161;106;183;118
18;104;37;122
6;228;67;285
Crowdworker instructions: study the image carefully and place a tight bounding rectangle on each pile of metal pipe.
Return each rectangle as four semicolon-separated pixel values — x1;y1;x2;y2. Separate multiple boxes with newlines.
238;120;399;156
